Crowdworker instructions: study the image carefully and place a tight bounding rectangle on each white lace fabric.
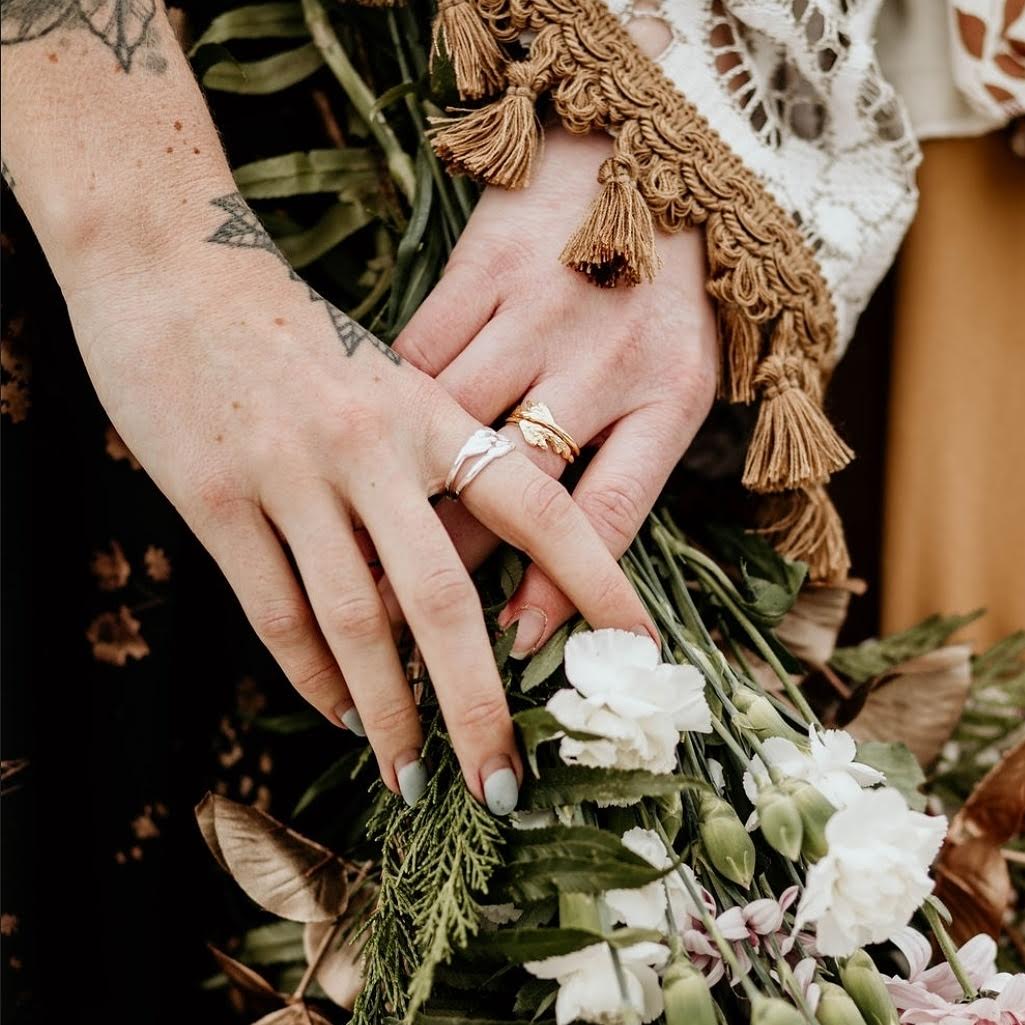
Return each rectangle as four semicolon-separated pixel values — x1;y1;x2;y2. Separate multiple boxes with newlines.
605;0;923;356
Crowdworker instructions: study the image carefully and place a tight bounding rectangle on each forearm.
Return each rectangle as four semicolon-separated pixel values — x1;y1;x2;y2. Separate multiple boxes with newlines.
0;1;235;294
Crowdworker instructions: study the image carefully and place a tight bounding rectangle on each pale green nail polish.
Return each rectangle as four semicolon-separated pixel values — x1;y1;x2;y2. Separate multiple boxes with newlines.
397;758;428;807
484;767;519;816
339;707;366;737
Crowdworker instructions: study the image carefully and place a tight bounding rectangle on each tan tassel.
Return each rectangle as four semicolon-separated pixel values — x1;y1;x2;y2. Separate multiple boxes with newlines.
432;0;506;101
560;149;662;287
742;352;853;492
717;304;763;403
759;486;851;582
429;58;546;189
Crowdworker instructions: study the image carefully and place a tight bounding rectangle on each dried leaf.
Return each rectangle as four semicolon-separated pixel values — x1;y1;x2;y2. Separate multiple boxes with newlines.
91;540;131;590
776;582;862;667
934;739;1024;943
251;1005;334;1025
143;545;172;582
194;793;350;922
208;944;283;1010
86;606;149;666
303;919;366;1010
845;646;973;766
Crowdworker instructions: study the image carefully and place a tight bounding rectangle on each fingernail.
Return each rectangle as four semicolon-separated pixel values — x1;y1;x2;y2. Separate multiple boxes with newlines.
509;607;548;659
482;756;519;816
633;623;660;646
338;706;366;737
396;753;428;807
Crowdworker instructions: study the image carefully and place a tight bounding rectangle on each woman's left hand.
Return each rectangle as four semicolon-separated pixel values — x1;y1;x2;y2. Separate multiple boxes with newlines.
393;125;718;658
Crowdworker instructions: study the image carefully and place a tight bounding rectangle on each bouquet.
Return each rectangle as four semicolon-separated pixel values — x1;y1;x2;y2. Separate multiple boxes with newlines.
183;3;1024;1023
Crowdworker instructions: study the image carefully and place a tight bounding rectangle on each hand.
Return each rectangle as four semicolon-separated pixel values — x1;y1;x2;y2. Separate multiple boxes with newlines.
62;192;655;811
394;126;718;658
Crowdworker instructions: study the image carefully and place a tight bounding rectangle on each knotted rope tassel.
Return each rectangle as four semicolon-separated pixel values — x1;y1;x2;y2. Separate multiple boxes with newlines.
742;351;853;492
431;0;506;100
759;485;851;582
560;133;661;287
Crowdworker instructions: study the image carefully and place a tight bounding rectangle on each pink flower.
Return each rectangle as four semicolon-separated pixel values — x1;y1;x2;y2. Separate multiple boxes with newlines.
884;927;1025;1025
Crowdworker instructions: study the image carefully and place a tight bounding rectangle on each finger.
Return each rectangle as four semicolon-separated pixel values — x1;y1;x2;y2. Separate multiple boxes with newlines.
503;405;697;654
267;487;423;798
196;500;354;729
434;312;539;423
352;479;523;815
436;419;658;650
392;259;499;377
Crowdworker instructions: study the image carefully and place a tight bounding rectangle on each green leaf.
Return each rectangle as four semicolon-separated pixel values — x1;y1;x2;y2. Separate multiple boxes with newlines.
385;148;435;329
475;925;663;964
190;3;308;53
239;920;306;965
293;752;358;815
514;977;558;1018
276;201;375;268
511;708;600;778
499;548;524;600
706;524;807;628
202;42;324;95
369;81;418;120
831;611;984;684
521;765;714;809
497;824;672;903
519;624;571;693
253;709;321;733
234;149;379;199
856;741;927;811
971;631;1025;688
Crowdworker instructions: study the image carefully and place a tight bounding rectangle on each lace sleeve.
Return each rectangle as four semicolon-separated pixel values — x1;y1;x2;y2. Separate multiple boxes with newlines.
428;0;919;581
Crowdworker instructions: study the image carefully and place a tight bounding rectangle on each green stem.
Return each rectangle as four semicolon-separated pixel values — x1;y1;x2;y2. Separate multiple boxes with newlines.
302;0;417;204
922;900;977;1000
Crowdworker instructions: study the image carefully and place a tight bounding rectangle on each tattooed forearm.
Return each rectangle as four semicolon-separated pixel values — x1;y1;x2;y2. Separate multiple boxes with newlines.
1;0;163;73
206;193;401;366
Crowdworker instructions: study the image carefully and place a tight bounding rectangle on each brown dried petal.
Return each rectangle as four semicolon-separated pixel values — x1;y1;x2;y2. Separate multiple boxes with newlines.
845;645;973;766
776;581;861;667
86;607;149;666
251;1006;334;1025
91;541;131;591
303;921;365;1011
104;425;141;470
144;545;172;582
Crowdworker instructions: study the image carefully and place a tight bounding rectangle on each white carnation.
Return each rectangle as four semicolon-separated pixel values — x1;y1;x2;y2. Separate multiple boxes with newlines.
743;725;884;812
794;787;948;956
524;941;669;1025
604;827;709;930
546;630;712;775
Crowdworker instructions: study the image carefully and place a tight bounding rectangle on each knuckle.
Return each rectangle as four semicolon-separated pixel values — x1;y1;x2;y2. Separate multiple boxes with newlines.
457;693;508;733
578;476;646;550
290;659;342;703
326;592;388;643
364;697;413;737
412;564;476;623
190;470;252;527
330;402;386;457
522;474;575;534
252;598;312;644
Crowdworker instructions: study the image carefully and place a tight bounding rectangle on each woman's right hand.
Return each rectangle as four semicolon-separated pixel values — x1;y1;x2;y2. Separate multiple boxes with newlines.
62;190;655;813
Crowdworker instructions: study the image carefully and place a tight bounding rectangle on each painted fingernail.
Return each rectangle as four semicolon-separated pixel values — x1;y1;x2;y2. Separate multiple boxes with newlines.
482;756;519;816
396;753;428;807
338;706;366;737
509;607;548;659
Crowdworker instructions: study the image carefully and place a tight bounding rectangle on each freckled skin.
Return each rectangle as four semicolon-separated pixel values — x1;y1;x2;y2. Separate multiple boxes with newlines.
273;318;286;327
192;147;200;155
47;53;58;63
165;146;173;154
173;121;182;131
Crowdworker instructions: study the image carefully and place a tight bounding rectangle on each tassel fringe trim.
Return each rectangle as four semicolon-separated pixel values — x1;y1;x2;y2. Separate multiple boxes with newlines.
427;0;850;580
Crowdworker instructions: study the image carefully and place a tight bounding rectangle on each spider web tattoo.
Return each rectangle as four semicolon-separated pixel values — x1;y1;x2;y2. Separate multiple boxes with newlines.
207;194;401;365
1;0;161;73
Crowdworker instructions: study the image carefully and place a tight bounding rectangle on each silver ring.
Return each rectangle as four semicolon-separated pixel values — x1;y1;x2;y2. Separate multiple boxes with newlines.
445;428;514;498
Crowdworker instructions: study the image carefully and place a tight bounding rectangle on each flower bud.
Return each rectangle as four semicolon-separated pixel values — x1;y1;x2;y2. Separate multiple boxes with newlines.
839;951;900;1025
783;779;835;862
756;784;804;861
662;955;717;1025
751;995;806;1025
732;690;808;745
698;793;756;888
816;981;869;1025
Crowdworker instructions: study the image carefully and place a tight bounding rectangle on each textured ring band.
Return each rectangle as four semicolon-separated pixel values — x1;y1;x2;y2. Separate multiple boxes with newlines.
507;400;580;463
444;427;515;498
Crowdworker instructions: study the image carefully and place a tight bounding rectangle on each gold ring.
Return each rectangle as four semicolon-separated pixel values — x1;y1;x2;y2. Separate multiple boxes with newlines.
507;401;580;464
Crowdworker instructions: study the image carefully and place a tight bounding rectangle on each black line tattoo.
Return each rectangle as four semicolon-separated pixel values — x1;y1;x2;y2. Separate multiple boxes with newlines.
206;193;401;365
1;160;14;189
1;0;160;73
